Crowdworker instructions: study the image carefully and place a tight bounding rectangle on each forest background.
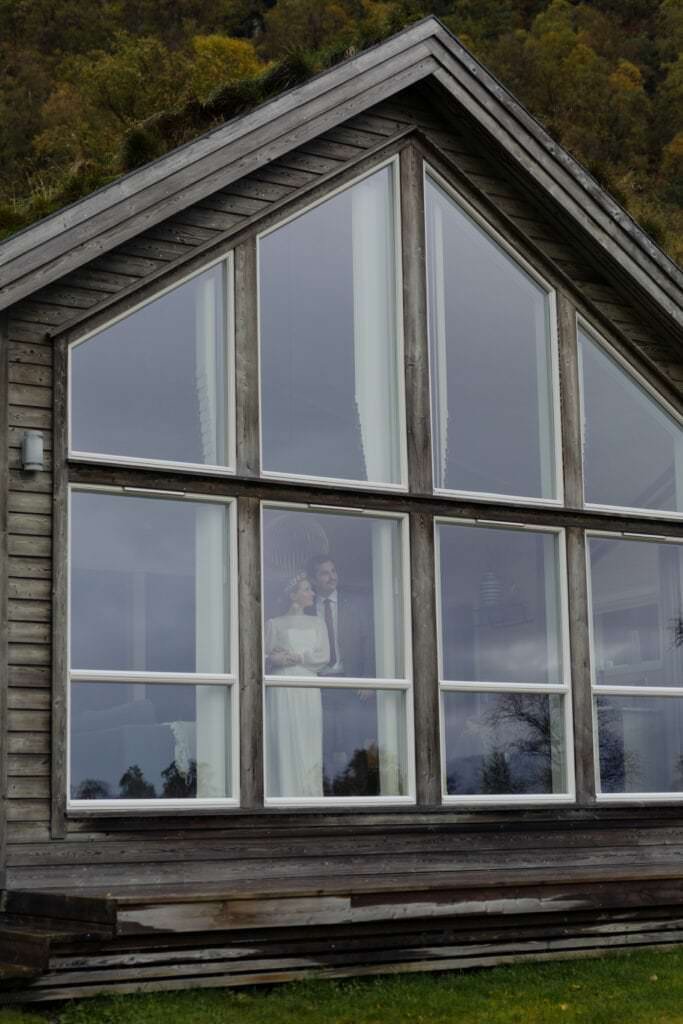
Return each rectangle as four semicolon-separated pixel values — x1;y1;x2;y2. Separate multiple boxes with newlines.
1;0;682;264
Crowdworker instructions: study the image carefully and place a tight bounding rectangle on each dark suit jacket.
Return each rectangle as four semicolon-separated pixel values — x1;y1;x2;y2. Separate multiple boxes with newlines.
306;592;373;678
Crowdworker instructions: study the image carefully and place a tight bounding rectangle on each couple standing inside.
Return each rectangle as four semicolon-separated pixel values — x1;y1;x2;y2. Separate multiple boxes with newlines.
264;555;370;797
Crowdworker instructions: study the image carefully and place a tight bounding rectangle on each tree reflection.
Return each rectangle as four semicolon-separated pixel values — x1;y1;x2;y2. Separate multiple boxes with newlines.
480;693;562;793
325;744;380;796
161;759;197;798
75;778;111;799
120;764;156;799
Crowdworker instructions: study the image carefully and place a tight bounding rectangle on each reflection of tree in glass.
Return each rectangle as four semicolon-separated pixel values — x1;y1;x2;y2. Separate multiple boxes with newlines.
326;744;379;796
161;759;197;798
119;764;156;799
76;778;111;799
482;694;559;791
481;749;519;795
597;704;640;792
669;616;683;649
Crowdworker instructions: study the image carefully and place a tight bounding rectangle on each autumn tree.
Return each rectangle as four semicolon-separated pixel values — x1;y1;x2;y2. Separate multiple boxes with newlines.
190;34;262;101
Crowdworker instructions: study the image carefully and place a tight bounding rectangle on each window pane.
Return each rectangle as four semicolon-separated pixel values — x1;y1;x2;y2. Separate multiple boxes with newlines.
580;330;683;513
588;536;683;688
262;507;406;680
71;264;229;466
425;174;557;499
70;681;232;800
597;695;683;794
443;691;567;796
259;166;403;485
71;492;231;673
266;686;407;798
437;523;563;685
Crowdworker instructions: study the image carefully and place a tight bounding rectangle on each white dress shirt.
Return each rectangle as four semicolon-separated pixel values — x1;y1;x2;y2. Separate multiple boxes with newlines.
315;590;343;672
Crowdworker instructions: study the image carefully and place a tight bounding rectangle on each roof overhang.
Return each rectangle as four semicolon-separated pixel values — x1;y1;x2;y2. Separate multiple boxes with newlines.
1;16;681;336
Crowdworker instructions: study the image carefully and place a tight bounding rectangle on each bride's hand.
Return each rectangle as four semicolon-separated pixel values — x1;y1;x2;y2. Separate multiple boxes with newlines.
269;648;296;667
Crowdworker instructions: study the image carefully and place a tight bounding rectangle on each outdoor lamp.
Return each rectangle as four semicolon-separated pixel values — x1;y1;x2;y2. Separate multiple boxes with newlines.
21;430;45;471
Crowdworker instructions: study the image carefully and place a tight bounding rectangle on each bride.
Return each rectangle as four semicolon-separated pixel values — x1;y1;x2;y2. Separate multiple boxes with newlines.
265;573;330;798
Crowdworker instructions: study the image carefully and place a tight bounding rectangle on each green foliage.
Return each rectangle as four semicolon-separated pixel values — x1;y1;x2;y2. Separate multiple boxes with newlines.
190;34;262;102
120;125;167;171
0;0;681;264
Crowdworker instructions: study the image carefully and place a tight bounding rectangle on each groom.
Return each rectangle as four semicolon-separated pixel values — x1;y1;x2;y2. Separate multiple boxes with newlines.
305;553;374;793
305;555;371;678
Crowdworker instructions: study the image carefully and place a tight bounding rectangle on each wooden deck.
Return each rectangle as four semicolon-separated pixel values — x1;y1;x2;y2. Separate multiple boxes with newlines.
3;862;683;1002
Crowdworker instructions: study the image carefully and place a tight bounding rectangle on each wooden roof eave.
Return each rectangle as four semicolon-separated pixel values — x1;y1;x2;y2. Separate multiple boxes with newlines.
0;17;681;340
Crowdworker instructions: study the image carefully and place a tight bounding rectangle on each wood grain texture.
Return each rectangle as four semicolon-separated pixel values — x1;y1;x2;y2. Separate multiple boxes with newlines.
237;496;263;808
400;145;432;495
410;512;441;805
234;240;259;478
557;293;584;509
566;528;596;805
50;337;67;838
0;312;10;887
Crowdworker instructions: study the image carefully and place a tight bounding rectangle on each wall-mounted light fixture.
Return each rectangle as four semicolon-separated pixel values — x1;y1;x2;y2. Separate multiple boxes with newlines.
21;430;44;471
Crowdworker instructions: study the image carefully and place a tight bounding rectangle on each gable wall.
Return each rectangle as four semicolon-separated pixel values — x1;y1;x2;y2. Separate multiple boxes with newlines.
3;85;683;891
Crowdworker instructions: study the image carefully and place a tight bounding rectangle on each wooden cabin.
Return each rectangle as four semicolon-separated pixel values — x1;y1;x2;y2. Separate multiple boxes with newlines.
2;16;683;1003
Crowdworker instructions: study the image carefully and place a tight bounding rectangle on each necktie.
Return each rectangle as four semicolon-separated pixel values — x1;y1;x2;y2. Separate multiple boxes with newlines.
324;598;337;667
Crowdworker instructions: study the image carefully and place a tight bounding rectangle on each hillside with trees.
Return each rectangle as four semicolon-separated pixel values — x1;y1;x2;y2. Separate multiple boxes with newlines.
1;0;682;264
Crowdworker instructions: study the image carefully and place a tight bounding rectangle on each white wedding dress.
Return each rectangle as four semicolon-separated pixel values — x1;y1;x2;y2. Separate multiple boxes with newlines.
265;614;330;798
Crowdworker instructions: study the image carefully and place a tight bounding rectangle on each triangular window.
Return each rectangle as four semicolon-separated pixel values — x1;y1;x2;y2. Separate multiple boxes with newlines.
425;168;560;503
579;326;683;515
70;260;232;471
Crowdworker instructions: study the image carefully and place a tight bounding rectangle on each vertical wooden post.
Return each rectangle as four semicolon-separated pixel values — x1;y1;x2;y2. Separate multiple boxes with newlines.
557;291;583;510
400;144;433;495
51;335;68;838
400;144;440;805
238;495;263;808
234;239;260;478
0;313;9;880
410;511;442;805
566;527;596;805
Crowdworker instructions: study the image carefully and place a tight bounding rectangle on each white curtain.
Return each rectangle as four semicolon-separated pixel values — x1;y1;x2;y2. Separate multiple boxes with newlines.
351;171;396;484
195;271;219;467
194;276;230;798
535;298;553;499
351;179;405;796
429;200;449;489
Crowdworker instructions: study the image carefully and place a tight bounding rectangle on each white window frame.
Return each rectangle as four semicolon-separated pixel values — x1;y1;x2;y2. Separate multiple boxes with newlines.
66;483;240;812
435;517;576;806
424;164;565;509
260;500;415;807
68;254;236;478
256;156;409;494
578;316;683;522
586;529;683;803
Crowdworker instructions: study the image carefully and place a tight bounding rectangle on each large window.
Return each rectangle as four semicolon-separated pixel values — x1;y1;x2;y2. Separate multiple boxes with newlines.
425;168;561;504
63;143;683;814
258;161;406;489
68;488;238;807
261;505;412;804
579;323;683;517
435;520;573;802
588;534;683;797
70;259;234;473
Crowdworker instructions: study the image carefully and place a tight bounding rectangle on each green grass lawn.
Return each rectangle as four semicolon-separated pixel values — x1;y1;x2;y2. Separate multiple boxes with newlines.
3;948;683;1024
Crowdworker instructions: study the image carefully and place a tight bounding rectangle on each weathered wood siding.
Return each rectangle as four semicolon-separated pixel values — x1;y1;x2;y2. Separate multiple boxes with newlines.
3;84;683;893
